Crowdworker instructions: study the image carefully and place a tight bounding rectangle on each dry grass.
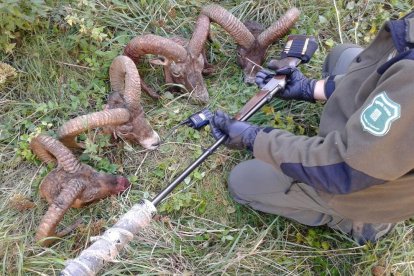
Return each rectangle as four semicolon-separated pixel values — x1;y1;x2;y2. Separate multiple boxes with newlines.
1;0;414;275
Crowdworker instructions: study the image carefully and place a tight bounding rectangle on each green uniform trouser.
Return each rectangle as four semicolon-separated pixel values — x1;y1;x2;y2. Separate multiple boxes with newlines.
228;159;353;234
229;44;369;237
322;43;363;78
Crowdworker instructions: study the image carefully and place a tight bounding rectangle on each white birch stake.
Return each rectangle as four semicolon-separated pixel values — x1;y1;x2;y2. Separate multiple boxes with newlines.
60;199;156;276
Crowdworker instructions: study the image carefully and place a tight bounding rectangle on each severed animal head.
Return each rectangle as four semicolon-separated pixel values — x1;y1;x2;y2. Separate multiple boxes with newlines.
57;55;160;150
30;135;130;246
201;4;300;84
124;15;211;104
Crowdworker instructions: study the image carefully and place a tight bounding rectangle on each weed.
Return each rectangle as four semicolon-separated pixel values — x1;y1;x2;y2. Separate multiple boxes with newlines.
0;0;49;53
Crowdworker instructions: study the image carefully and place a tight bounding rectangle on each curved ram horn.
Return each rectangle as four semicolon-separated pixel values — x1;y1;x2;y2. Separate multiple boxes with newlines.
188;14;210;57
58;108;131;149
110;56;142;113
123;34;188;99
201;4;255;49
30;135;81;174
35;179;85;246
30;137;57;166
257;7;300;49
124;34;188;63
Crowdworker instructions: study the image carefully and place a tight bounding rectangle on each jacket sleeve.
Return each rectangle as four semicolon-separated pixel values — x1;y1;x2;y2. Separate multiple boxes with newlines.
253;60;414;194
324;74;345;99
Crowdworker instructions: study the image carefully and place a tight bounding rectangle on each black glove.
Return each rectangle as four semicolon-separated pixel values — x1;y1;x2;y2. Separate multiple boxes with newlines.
210;110;261;151
255;60;317;102
255;68;276;89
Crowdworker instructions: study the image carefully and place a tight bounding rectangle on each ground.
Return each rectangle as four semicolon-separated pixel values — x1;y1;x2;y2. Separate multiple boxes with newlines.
1;0;414;275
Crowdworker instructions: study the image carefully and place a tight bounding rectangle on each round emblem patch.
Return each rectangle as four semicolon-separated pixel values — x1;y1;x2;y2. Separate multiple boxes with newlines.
360;92;400;136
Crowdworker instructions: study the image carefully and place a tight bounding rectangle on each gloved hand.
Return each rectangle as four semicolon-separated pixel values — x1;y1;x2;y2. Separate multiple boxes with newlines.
210;110;261;151
255;68;276;89
255;60;317;102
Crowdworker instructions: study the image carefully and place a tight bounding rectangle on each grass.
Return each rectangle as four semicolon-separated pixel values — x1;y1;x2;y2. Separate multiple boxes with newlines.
1;0;414;275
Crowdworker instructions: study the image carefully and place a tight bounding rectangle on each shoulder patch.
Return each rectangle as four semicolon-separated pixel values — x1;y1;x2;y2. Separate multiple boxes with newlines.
360;92;401;136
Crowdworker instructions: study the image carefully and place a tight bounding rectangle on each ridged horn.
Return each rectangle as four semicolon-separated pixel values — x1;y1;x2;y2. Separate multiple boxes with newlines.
124;34;188;63
35;179;85;246
30;135;81;174
188;14;210;57
110;56;142;112
257;7;300;48
201;4;255;49
58;108;131;149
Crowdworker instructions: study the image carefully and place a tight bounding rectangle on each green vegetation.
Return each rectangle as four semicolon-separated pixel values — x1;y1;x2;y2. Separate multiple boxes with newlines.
1;0;414;275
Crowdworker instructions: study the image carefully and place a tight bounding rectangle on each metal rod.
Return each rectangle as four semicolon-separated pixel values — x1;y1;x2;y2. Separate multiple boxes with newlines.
151;84;284;207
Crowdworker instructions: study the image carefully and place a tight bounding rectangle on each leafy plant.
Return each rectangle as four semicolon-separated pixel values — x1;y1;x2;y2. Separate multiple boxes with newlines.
80;135;120;174
295;228;330;250
158;191;204;214
16;122;53;162
0;0;49;53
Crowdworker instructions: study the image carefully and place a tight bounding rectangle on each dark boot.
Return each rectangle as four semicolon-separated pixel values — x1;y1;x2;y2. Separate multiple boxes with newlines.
351;222;395;245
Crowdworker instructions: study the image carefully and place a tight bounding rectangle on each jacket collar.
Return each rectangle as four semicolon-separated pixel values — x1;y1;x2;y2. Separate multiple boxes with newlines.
387;10;414;53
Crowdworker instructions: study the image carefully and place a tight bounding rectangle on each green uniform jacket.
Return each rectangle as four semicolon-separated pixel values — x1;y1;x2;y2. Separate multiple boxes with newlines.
253;17;414;223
